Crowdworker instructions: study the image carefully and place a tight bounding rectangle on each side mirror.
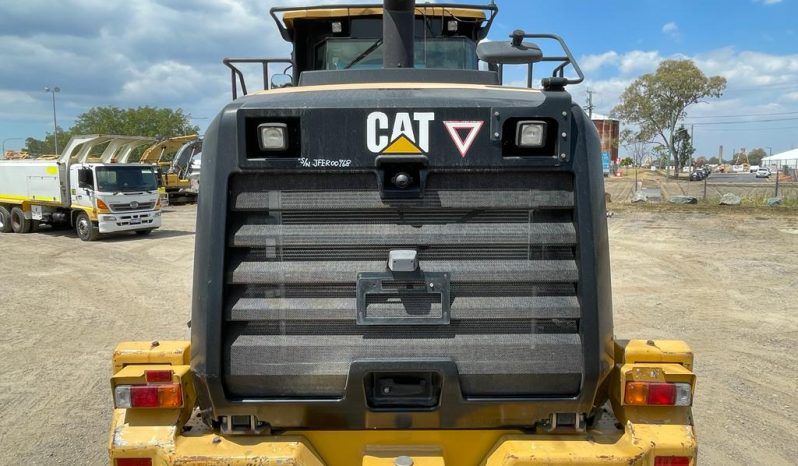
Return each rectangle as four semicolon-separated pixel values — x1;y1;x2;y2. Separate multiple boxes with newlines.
270;73;293;89
477;30;543;65
77;168;94;189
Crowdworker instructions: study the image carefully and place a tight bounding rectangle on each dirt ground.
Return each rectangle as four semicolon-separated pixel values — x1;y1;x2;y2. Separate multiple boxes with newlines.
0;205;796;465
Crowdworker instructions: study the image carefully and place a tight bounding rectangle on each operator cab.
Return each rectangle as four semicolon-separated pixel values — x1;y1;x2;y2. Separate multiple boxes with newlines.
276;6;491;73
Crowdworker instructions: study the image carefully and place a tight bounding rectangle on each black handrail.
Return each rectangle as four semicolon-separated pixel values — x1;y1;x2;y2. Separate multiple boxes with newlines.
524;33;585;89
223;58;295;99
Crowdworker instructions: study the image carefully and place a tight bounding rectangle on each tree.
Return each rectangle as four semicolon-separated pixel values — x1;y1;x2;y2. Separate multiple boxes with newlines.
748;148;767;166
673;127;695;169
611;59;726;178
620;157;634;167
25;106;199;155
620;128;649;168
24;126;75;157
71;106;199;137
707;156;720;165
620;128;650;190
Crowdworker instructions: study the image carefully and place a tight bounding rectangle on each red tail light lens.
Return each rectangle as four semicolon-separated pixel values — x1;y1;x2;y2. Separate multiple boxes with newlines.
654;456;690;466
647;383;676;405
116;458;152;466
130;386;159;408
144;369;173;383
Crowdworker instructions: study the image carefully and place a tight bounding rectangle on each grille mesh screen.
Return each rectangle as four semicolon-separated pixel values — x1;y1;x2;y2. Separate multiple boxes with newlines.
223;172;583;398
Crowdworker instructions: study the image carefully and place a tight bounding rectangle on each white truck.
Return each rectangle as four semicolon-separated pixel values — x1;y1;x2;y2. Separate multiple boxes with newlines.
0;135;162;241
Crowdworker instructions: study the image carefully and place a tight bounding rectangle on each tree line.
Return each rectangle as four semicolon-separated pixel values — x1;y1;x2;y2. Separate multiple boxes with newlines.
25;106;199;156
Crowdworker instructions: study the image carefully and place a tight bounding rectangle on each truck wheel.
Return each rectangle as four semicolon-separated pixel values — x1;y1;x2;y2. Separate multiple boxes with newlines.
75;212;99;241
0;206;11;233
135;229;154;236
10;207;32;233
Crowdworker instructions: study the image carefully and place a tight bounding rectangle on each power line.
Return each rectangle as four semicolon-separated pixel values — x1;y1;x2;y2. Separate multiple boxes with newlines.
723;82;798;93
690;117;798;126
685;110;798;119
694;125;798;132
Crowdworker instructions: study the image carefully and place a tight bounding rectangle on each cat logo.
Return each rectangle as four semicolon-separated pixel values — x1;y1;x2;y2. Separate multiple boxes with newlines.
366;111;434;155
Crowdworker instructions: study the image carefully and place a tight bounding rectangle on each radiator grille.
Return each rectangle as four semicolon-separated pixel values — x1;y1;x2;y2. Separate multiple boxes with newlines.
223;172;583;398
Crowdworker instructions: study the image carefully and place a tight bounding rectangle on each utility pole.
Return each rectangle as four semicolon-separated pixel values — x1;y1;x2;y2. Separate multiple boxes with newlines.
585;89;595;119
44;86;61;156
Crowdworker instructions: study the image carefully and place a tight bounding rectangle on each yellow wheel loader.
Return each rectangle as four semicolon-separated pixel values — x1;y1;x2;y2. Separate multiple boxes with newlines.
109;2;697;465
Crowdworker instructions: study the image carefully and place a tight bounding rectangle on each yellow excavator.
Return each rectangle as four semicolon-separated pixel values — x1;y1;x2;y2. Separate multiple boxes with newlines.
137;135;201;204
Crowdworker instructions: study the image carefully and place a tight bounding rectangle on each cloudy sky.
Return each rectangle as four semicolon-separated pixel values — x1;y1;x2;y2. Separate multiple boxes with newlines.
1;0;797;157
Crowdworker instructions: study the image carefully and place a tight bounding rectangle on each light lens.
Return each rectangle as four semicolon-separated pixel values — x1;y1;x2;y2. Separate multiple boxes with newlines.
654;457;691;466
447;20;458;32
624;382;648;405
158;384;183;408
116;459;153;466
331;21;342;33
97;199;110;211
258;123;287;151
144;369;173;384
115;383;183;408
674;383;692;406
647;383;676;405
114;386;132;408
516;121;547;147
624;381;692;406
116;459;152;466
130;386;159;407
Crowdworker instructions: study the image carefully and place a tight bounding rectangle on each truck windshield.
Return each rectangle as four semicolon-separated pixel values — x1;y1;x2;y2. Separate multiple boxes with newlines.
318;38;478;70
95;166;158;192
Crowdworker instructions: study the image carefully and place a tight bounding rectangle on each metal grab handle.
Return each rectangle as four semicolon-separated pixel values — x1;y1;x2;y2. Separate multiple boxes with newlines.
356;271;451;325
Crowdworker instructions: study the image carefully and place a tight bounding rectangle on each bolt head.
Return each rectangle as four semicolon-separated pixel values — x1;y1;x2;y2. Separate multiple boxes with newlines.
561;132;567;138
493;132;500;138
560;153;567;160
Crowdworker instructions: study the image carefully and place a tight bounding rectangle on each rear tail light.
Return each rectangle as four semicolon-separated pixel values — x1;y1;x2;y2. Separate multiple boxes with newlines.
654;456;691;466
114;383;183;408
116;459;152;466
624;381;691;406
144;369;173;383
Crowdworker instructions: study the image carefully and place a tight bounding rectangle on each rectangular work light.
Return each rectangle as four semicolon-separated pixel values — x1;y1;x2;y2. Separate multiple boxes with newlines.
516;121;547;148
257;123;288;151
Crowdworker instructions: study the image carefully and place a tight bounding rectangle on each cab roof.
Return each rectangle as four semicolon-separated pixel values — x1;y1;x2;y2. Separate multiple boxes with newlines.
281;6;486;29
271;3;496;41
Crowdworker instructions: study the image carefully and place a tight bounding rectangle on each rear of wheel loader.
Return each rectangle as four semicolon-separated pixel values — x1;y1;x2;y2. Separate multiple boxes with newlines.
108;2;697;465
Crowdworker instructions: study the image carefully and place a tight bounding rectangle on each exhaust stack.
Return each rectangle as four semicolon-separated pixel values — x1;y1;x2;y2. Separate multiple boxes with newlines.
383;0;415;68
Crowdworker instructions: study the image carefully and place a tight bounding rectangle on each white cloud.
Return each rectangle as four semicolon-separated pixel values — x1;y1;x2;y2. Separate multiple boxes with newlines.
662;22;679;34
574;47;798;155
754;0;783;5
580;51;619;73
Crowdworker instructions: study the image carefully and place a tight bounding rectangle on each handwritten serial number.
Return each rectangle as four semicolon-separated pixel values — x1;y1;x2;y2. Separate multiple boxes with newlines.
299;158;353;168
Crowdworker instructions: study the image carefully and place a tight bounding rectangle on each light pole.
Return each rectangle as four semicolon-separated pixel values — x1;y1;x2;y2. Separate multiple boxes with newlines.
44;86;60;155
2;137;24;158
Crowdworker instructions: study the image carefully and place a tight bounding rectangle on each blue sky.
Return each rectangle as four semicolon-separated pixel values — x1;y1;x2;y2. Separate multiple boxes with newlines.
1;0;797;158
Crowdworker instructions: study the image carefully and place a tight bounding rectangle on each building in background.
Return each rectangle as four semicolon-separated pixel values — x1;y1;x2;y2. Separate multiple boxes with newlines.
591;115;620;176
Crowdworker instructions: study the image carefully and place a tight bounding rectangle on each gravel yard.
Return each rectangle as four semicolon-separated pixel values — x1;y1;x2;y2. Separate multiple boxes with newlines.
0;204;795;465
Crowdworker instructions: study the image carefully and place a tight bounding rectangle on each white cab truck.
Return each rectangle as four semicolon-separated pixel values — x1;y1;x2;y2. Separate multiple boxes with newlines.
0;135;161;241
